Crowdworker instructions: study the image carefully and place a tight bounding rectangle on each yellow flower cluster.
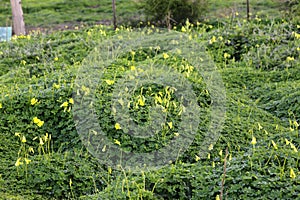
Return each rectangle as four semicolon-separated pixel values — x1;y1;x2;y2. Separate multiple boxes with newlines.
286;56;295;62
53;83;60;89
15;157;31;167
33;117;44;127
209;36;217;44
285;139;298;153
31;98;38;105
12;34;31;40
292;31;300;39
224;53;231;59
60;98;74;112
105;80;115;85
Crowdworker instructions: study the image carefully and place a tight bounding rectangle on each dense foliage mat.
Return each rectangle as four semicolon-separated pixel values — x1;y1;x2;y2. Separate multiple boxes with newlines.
0;17;299;199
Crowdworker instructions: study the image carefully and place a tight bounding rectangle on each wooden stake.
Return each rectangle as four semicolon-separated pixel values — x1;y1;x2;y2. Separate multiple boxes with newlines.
112;0;117;30
246;0;250;20
10;0;26;35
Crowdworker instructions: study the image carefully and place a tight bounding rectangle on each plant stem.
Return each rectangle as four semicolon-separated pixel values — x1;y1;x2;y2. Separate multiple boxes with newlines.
220;148;228;200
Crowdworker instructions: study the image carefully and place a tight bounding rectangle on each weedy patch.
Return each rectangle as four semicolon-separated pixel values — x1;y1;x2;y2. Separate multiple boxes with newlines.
0;16;299;199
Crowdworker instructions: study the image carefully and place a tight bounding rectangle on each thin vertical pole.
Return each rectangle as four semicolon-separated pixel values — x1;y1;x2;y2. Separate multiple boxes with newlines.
246;0;250;20
112;0;117;30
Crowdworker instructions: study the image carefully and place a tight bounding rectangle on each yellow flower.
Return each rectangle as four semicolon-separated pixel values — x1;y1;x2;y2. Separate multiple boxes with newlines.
285;138;290;145
53;83;60;89
37;120;44;127
15;158;23;167
0;103;2;109
54;57;59;61
21;135;26;143
294;120;299;128
174;132;179;137
31;98;38;105
114;139;121;146
219;150;222;156
235;12;239;16
115;123;121;130
15;132;20;137
105;80;115;85
167;122;173;129
28;147;34;153
257;122;263;130
290;168;296;179
60;101;69;107
209;36;216;44
208;144;214;150
25;158;31;164
39;138;44;145
138;96;145;106
224;53;231;59
181;26;187;32
20;60;26;65
290;143;298;153
286;56;295;62
102;145;107;152
33;117;39;124
251;136;257;145
212;161;215;168
44;133;49;142
69;98;74;104
255;16;261;22
163;53;169;59
293;32;300;39
207;153;210;159
195;155;200;161
33;117;44;127
216;195;220;200
130;66;136;71
271;140;278;150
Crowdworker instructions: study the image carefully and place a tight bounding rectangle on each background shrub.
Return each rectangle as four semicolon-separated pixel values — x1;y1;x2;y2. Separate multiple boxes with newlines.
142;0;208;26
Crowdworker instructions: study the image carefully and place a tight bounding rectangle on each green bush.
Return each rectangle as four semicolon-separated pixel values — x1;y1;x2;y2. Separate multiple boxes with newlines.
142;0;208;26
283;0;300;22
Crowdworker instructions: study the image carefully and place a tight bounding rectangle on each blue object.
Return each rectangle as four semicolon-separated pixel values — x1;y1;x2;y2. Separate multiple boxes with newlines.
0;27;12;42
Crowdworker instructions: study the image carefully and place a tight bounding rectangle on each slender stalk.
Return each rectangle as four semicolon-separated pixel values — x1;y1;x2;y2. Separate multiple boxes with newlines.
220;148;228;200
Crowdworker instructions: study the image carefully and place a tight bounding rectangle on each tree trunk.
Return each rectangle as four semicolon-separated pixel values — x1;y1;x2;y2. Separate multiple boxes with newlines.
112;0;117;30
10;0;26;35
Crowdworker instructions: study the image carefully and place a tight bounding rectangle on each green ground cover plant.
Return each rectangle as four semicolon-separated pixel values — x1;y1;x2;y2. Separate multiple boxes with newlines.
0;1;299;199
